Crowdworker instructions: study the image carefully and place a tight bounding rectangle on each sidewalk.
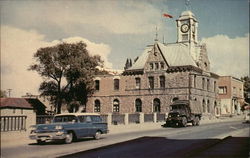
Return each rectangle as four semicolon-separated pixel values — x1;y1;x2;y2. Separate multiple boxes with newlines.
1;115;245;148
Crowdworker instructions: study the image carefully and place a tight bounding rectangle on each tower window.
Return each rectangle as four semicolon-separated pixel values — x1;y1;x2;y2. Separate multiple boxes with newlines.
182;34;188;41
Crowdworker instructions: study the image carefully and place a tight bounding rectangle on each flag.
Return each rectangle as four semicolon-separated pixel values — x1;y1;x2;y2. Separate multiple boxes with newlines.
163;13;173;18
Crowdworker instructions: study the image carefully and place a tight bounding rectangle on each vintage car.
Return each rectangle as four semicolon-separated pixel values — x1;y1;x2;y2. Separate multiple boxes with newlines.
29;113;108;144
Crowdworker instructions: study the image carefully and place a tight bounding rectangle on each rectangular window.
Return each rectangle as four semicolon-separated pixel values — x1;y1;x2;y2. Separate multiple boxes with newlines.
95;80;100;91
114;79;119;90
160;62;164;69
207;79;210;91
160;76;165;88
155;63;159;70
135;78;141;89
202;78;205;89
148;77;154;89
214;81;217;92
219;86;227;94
194;75;196;88
149;63;154;70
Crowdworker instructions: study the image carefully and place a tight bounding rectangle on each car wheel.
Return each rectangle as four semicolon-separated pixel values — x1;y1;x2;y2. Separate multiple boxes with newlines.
182;117;187;127
192;117;199;126
65;132;73;144
195;117;200;126
94;131;101;140
37;140;45;144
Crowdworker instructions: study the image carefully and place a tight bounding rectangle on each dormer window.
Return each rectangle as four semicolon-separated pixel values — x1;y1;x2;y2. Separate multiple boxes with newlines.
155;63;159;70
160;62;164;69
149;63;154;70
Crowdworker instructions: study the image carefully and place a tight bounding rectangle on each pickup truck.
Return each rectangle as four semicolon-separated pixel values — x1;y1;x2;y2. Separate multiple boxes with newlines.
165;100;202;127
29;113;108;144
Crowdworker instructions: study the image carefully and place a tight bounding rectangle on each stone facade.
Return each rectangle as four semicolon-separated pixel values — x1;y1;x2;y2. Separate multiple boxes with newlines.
86;10;219;118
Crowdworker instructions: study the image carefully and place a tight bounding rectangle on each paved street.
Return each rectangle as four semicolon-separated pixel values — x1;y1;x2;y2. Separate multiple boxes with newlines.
1;119;249;158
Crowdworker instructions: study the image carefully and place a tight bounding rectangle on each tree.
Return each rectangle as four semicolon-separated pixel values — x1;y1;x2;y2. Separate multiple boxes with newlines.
0;90;7;98
29;42;106;114
241;76;250;104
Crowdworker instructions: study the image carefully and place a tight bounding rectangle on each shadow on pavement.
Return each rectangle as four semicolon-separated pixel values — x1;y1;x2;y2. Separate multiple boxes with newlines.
59;136;250;158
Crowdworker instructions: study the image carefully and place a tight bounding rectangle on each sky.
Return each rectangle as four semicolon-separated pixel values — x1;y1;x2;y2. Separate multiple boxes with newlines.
1;0;249;97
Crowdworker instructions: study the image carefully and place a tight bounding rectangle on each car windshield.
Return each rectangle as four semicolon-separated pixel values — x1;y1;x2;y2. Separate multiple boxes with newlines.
53;115;77;123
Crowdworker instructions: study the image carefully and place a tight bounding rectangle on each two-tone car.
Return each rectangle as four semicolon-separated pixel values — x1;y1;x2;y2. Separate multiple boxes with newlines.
29;113;108;144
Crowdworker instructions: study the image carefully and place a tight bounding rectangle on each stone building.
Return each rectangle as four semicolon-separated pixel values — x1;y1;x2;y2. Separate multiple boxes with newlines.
218;76;244;115
86;10;219;118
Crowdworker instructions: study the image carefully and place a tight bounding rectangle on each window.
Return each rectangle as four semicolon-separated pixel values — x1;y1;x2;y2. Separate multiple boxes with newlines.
153;98;161;112
155;63;159;70
202;99;206;113
207;100;210;113
113;99;120;112
214;81;217;92
172;97;179;102
91;116;102;123
94;100;101;112
114;79;119;90
149;63;154;70
148;77;154;89
207;79;210;91
233;87;236;95
135;99;142;112
160;62;164;69
160;76;165;88
182;34;188;41
202;78;205;89
194;75;196;88
218;86;227;94
135;77;141;89
95;80;100;91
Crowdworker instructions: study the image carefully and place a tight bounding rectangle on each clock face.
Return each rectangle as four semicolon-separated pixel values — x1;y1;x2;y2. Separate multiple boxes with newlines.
181;24;189;33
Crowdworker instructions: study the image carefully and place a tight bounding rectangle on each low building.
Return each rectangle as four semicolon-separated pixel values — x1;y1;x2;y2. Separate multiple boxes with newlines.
0;98;36;131
218;76;244;115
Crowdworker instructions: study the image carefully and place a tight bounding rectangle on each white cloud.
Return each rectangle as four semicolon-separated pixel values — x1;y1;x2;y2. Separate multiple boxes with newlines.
3;0;163;35
201;34;249;78
1;25;112;97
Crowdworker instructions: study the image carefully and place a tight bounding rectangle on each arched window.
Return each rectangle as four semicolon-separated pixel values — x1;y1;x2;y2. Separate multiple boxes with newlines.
202;99;206;113
207;100;210;113
135;99;142;112
153;98;161;112
113;99;120;112
94;100;101;112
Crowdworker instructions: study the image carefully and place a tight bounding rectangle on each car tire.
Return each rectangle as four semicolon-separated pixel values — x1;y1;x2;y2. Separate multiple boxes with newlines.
94;131;101;140
195;117;200;126
182;117;187;127
192;117;199;126
37;140;45;144
65;132;73;144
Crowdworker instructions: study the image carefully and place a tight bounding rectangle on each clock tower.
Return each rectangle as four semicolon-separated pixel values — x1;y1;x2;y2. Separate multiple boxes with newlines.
176;10;198;44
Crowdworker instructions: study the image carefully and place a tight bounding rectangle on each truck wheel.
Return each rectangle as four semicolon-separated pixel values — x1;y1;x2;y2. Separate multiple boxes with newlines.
192;117;199;126
65;132;73;144
182;117;187;127
94;131;101;140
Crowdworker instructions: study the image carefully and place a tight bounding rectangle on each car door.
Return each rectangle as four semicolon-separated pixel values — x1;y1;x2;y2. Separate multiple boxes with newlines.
77;116;92;137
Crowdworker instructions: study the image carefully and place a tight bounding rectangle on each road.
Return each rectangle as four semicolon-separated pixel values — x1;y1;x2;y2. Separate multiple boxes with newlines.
1;120;249;158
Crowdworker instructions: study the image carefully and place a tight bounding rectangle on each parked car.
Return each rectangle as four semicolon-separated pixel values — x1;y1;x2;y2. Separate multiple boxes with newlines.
29;113;108;144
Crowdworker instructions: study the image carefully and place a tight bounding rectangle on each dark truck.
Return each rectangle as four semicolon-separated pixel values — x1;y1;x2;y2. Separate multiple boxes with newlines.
165;100;202;127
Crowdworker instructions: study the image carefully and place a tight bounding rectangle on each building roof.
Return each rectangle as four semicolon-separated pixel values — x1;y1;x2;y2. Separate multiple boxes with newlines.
55;113;100;116
127;42;197;71
178;10;197;21
0;98;33;109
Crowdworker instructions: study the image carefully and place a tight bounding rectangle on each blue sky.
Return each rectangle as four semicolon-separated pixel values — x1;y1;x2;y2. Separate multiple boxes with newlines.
1;0;249;97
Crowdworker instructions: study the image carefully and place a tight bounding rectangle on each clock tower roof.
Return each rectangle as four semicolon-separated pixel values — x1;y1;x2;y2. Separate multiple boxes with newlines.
178;10;197;21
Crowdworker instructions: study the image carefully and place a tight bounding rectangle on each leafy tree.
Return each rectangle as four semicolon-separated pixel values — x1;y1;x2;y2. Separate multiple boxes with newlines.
241;76;250;104
29;42;106;113
0;90;7;98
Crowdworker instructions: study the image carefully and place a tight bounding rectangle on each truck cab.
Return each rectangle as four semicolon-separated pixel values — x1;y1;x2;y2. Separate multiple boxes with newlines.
166;100;201;127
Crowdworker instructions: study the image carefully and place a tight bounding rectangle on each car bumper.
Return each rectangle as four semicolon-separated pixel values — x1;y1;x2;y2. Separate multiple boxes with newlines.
29;131;66;141
166;118;182;124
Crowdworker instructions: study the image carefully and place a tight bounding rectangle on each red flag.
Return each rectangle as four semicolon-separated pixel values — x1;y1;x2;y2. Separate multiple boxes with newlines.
163;13;173;18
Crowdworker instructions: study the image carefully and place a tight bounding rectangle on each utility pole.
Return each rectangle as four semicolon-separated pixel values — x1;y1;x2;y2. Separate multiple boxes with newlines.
7;89;12;97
